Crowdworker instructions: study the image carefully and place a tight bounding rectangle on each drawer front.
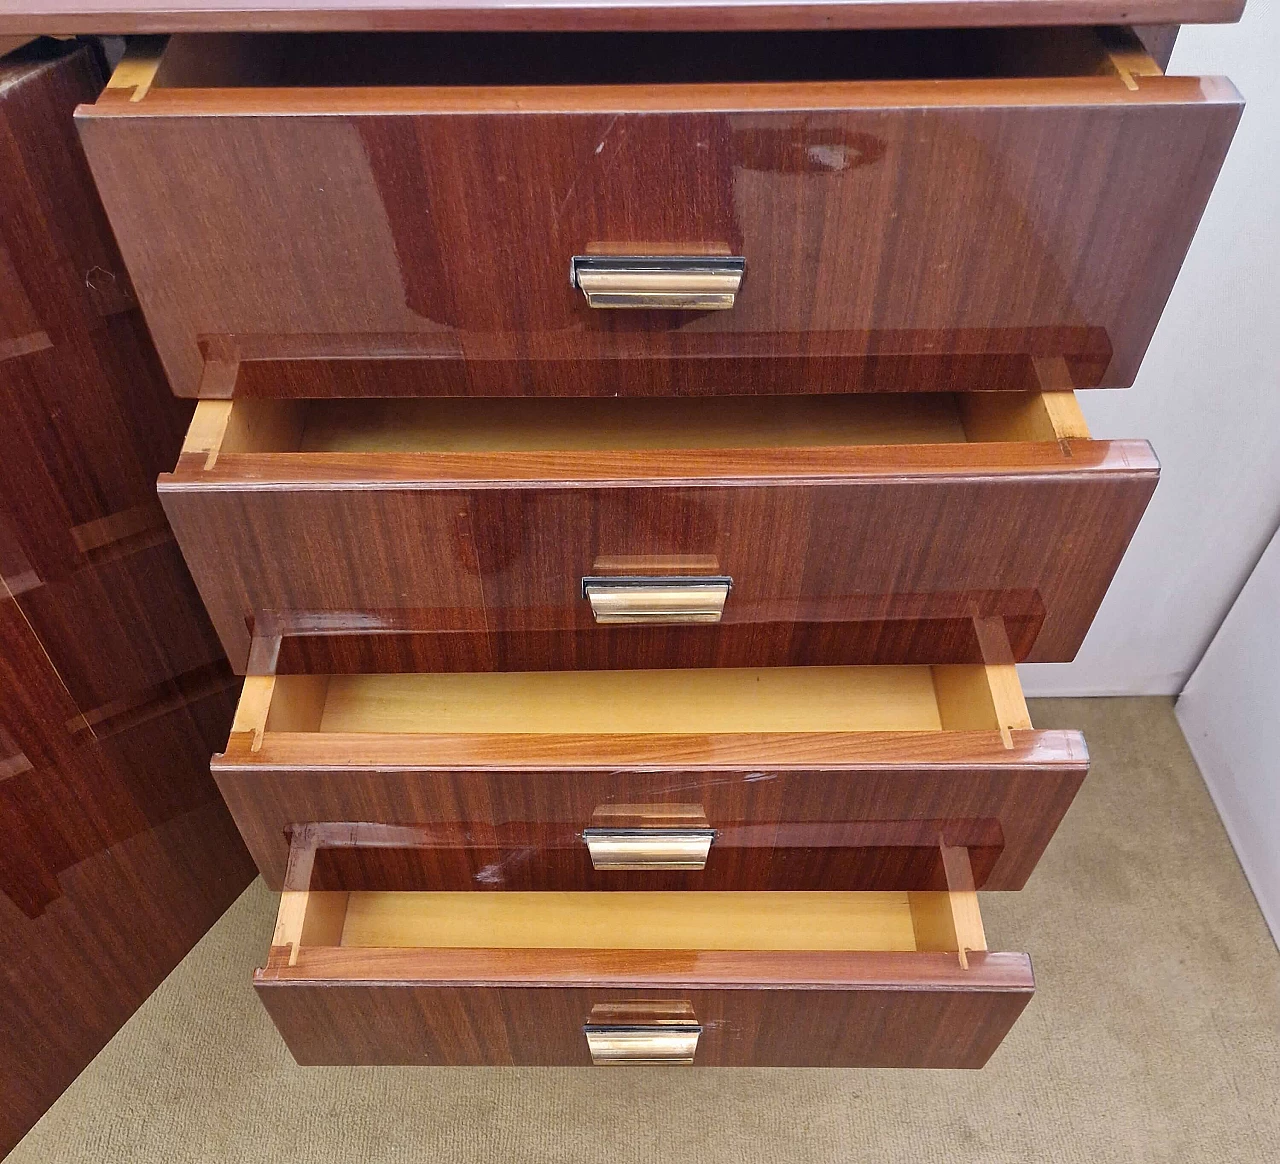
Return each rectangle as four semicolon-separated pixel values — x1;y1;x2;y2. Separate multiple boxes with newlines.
254;882;1032;1068
159;443;1158;673
213;733;1087;893
77;48;1240;399
256;970;1032;1068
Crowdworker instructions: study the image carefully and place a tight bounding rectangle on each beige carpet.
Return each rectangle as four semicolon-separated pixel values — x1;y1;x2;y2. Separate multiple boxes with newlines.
10;698;1280;1163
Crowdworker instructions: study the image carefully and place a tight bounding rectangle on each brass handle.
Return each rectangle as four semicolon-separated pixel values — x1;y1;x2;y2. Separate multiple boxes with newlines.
571;256;744;309
583;828;716;870
582;576;731;625
583;1024;702;1065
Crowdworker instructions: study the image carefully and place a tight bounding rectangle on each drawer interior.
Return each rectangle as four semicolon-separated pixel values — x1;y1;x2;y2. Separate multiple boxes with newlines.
234;662;1032;743
118;27;1161;94
183;390;1088;462
274;888;987;955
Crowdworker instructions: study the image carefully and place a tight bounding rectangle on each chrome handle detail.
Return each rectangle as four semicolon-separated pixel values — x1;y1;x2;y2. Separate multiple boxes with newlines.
571;256;744;309
584;1024;702;1065
581;575;731;625
583;828;716;871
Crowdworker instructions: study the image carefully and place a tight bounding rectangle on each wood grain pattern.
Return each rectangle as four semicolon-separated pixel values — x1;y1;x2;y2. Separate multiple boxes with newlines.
75;29;1241;398
256;853;1031;1067
0;2;1246;36
335;890;949;950
0;42;254;1155
216;664;1086;896
157;400;1159;672
309;666;949;734
214;723;1087;892
255;949;1033;1066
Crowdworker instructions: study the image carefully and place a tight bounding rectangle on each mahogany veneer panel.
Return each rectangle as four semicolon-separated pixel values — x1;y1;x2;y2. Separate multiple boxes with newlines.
254;878;1031;1067
76;30;1241;398
214;727;1087;892
0;2;1245;35
257;956;1033;1067
158;431;1158;673
0;42;253;1154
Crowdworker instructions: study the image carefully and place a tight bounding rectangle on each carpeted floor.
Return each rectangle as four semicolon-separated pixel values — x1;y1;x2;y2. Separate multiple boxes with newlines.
9;698;1279;1163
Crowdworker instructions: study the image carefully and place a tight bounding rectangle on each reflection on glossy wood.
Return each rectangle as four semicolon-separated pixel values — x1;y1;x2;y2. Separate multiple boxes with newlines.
159;414;1158;671
255;854;1029;1067
76;28;1241;398
218;746;1083;893
0;42;253;1156
257;961;1033;1066
254;840;1030;1067
263;613;1054;675
0;2;1247;36
213;660;1088;891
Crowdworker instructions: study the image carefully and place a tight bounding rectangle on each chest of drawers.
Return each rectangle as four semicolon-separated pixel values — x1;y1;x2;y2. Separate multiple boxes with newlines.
30;2;1243;1070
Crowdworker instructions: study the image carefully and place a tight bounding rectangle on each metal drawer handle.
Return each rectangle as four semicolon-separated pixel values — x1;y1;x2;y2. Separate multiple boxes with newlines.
581;575;731;625
583;827;716;871
571;255;744;310
584;1024;702;1065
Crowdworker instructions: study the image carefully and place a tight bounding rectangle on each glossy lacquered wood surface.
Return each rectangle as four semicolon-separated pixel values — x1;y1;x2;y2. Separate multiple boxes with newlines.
75;31;1241;398
256;948;1032;1066
215;726;1086;892
254;838;1030;1067
0;2;1246;35
0;42;254;1155
158;432;1158;673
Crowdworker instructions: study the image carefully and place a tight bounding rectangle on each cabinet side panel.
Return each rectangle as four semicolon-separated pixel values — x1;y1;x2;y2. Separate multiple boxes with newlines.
0;42;254;1156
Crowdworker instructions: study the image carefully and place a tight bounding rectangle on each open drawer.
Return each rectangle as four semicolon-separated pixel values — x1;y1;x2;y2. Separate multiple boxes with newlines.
76;27;1240;398
159;389;1157;673
214;660;1086;894
256;836;1031;1068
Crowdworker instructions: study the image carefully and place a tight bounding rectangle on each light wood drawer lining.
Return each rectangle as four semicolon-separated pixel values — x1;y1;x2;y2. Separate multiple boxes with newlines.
234;663;1032;741
182;390;1088;462
277;889;987;955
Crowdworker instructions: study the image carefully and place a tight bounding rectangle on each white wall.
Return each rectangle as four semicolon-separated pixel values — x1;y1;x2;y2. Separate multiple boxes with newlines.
1021;4;1280;697
1176;524;1280;948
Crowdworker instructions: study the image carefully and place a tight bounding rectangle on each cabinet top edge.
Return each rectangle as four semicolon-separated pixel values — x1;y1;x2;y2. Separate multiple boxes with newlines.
0;1;1247;38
